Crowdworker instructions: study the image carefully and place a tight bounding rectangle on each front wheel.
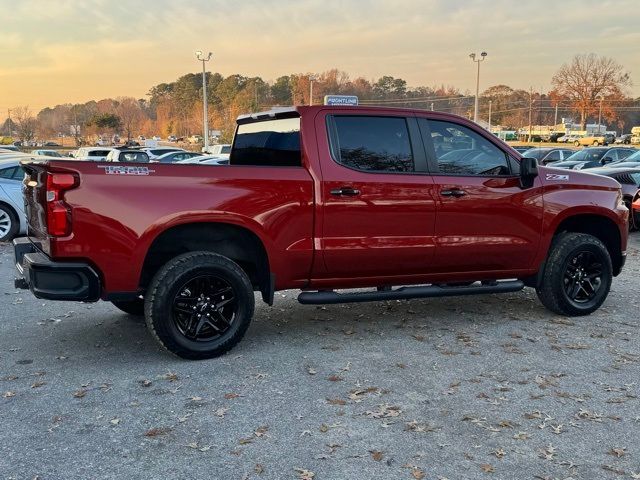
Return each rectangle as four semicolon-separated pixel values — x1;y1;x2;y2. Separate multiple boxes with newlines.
144;251;254;360
593;141;599;146
536;233;612;316
574;141;581;146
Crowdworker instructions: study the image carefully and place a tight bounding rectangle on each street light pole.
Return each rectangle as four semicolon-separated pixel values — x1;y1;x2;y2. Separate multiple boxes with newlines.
469;51;487;123
309;75;317;106
195;50;212;151
488;100;492;132
598;97;603;134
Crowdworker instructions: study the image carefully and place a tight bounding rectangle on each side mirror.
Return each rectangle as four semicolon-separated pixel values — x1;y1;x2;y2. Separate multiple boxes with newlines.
520;157;538;188
602;157;613;164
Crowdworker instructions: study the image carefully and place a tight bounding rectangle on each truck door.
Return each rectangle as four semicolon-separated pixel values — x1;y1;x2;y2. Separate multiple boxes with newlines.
314;112;438;281
418;117;543;274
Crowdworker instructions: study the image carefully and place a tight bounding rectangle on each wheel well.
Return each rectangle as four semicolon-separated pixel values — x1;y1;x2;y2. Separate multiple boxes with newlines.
0;201;18;218
140;223;273;303
554;214;623;275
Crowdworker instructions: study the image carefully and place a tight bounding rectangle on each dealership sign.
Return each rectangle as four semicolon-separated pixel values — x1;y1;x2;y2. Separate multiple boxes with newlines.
324;95;359;106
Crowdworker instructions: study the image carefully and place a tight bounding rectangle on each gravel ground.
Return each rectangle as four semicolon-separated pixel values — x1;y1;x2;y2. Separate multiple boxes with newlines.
0;236;639;480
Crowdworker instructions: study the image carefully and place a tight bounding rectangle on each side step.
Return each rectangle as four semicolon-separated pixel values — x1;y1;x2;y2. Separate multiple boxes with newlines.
297;280;524;305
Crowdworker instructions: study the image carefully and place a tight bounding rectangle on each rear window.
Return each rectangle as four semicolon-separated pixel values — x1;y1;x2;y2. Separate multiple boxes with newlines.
120;152;149;163
231;117;301;167
89;150;110;156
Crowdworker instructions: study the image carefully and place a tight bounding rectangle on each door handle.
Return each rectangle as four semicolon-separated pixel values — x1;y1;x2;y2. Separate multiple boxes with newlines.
330;187;360;196
440;188;466;197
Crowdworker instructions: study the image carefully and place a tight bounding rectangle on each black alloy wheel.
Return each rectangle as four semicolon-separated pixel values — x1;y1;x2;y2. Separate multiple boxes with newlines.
172;275;237;341
562;251;603;304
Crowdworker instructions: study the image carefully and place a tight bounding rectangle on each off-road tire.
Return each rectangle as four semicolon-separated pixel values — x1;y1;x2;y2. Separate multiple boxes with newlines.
0;204;19;242
112;299;145;316
144;251;254;360
536;232;612;316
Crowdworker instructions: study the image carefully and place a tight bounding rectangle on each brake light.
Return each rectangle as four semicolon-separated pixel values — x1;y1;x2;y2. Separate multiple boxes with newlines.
46;173;78;237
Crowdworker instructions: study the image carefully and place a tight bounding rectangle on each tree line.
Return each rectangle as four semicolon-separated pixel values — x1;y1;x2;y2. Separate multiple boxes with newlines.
3;54;639;145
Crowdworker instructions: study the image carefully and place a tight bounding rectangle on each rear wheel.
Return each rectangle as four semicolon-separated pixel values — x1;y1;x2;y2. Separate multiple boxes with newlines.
593;141;599;146
0;205;18;242
144;251;254;360
536;233;612;316
574;140;580;146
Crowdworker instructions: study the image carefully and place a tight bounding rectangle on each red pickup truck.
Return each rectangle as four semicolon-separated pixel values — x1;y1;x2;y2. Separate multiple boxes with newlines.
14;106;628;359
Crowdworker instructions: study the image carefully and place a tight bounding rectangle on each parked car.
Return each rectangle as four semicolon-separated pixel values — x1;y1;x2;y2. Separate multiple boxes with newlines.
0;158;28;241
511;146;532;154
74;147;113;161
202;144;231;159
176;155;229;165
557;134;583;144
188;135;203;144
142;147;186;161
43;142;61;147
153;151;203;164
615;134;633;144
137;135;146;142
14;106;628;359
0;145;19;152
586;167;640;230
552;147;637;170
521;147;575;165
575;134;608;147
105;149;150;163
30;149;63;158
167;135;177;142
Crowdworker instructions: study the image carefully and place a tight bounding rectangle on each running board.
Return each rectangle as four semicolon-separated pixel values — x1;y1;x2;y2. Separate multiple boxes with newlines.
297;280;525;305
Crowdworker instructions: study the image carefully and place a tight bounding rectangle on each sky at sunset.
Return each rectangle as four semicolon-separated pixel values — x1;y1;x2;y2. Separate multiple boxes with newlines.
1;0;639;120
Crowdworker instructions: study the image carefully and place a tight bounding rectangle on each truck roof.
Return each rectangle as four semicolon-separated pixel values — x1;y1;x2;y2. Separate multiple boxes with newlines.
236;105;469;124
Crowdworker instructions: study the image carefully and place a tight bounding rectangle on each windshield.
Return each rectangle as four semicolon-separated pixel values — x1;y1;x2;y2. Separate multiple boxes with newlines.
625;151;640;162
521;148;546;160
565;149;606;162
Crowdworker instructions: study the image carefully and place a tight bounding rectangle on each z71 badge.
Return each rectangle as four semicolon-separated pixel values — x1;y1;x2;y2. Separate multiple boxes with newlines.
98;165;155;176
545;173;569;181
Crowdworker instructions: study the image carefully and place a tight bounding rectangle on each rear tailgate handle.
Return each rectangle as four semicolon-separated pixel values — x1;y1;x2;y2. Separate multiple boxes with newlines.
330;187;360;197
440;189;466;197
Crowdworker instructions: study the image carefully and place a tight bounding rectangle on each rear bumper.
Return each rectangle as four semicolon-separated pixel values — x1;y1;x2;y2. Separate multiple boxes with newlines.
13;237;101;301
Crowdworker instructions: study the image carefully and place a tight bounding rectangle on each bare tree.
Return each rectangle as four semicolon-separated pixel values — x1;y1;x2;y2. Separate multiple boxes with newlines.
551;53;631;129
114;97;144;141
13;106;38;143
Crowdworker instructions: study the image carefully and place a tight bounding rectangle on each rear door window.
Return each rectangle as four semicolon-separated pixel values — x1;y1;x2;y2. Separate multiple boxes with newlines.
231;117;301;167
327;116;414;172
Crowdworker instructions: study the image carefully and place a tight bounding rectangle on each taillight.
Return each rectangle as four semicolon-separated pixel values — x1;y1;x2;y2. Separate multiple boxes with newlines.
46;173;78;237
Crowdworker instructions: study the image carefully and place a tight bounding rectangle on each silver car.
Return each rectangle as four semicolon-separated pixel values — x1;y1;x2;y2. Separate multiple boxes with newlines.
0;158;28;242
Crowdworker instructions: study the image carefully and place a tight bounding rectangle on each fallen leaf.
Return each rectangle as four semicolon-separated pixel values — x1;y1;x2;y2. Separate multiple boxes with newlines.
110;418;121;425
254;425;269;437
31;381;45;389
162;371;179;382
3;391;16;398
73;389;87;398
327;398;346;406
224;393;240;400
214;407;228;418
411;467;425;479
370;450;384;461
493;448;506;459
327;375;343;382
480;463;495;473
145;427;171;437
255;464;264;474
294;468;315;480
138;379;152;387
306;366;317;375
609;447;626;458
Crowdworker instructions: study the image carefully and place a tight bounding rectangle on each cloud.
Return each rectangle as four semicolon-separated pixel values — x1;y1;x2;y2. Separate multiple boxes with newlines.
1;0;639;110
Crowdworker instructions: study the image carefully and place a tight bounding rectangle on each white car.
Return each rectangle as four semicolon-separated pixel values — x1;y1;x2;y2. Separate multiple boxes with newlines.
201;144;231;159
175;155;228;165
0;157;30;241
30;149;64;158
74;147;114;161
105;149;150;163
141;147;186;160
